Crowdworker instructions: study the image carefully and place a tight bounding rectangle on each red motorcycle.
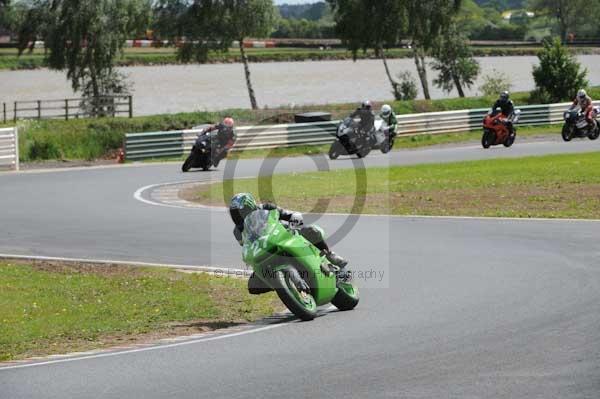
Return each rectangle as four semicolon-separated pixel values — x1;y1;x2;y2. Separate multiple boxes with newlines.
481;108;521;149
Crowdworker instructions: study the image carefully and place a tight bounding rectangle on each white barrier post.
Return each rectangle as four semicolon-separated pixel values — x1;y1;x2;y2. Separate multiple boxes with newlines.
14;127;19;171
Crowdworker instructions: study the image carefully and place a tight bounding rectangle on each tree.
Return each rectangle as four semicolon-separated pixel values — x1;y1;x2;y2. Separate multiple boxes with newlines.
327;0;406;99
167;0;276;110
405;0;462;100
17;0;151;115
528;0;584;42
431;24;480;97
531;38;588;103
226;0;276;109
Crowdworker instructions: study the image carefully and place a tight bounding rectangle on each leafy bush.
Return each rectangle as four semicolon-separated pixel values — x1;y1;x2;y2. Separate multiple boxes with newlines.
393;71;418;101
479;69;513;97
531;38;588;103
27;137;62;160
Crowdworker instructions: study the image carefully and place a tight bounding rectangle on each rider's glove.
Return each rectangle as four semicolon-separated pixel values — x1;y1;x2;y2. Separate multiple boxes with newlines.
289;212;304;228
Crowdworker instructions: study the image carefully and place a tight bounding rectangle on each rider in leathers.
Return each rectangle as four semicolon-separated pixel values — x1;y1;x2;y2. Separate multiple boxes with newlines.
569;89;595;129
202;117;236;166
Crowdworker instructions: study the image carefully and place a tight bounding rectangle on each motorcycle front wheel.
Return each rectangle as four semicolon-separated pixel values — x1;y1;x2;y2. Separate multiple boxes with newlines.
273;266;317;321
380;138;393;154
328;140;345;160
481;130;494;149
182;153;195;172
562;124;573;142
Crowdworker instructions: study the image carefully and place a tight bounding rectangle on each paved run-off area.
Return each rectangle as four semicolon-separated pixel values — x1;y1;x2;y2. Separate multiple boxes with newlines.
0;140;599;398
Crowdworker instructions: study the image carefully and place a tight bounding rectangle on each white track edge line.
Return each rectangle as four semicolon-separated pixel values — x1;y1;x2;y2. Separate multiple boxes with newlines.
135;181;600;223
0;323;286;371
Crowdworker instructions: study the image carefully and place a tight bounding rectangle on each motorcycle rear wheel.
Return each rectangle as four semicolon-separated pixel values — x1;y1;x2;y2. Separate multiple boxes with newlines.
588;124;600;140
503;132;516;148
273;266;317;321
331;281;359;311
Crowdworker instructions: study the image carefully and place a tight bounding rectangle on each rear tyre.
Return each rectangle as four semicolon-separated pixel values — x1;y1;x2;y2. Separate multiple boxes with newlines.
481;130;494;149
331;282;359;311
182;154;194;172
356;146;371;158
588;123;600;140
503;132;516;148
562;124;573;142
273;267;317;321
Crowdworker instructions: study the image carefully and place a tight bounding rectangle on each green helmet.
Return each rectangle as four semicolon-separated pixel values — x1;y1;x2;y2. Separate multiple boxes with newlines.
229;193;258;226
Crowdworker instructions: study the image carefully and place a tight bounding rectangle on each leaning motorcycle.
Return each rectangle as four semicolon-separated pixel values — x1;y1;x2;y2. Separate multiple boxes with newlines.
182;130;226;172
242;209;359;321
328;117;374;160
373;118;396;153
481;108;521;149
562;106;600;142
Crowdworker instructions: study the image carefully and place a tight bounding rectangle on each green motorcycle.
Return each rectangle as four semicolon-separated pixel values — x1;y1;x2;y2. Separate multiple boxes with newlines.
242;209;359;321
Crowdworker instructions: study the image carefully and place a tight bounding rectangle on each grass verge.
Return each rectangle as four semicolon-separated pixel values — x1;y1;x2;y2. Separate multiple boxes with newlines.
182;151;600;219
0;260;280;362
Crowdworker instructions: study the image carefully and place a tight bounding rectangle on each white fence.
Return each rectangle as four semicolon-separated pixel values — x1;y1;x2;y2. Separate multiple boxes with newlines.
124;102;572;161
0;127;19;171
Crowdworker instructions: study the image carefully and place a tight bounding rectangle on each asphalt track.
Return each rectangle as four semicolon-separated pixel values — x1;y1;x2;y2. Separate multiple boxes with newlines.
1;139;599;398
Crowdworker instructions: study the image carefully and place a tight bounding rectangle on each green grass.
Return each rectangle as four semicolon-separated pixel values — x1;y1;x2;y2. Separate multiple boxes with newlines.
0;261;280;361
185;152;600;219
2;46;599;70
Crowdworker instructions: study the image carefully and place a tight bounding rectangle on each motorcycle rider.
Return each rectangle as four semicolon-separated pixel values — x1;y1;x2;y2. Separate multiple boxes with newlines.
229;193;349;294
491;91;515;132
569;89;595;129
201;117;236;166
380;104;397;137
350;100;375;137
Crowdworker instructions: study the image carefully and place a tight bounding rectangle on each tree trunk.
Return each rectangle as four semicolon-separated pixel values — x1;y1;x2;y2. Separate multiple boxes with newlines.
379;46;399;98
452;73;465;97
412;46;430;100
239;39;258;110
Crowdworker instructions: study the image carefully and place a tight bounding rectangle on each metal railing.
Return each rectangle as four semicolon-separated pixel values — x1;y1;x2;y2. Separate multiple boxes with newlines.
0;127;19;171
124;102;573;161
2;95;133;123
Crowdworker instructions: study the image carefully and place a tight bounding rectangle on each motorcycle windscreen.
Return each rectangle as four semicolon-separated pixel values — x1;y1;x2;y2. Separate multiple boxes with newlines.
242;210;271;244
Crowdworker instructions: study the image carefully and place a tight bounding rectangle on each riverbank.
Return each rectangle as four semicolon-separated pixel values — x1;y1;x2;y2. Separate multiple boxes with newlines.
2;46;600;71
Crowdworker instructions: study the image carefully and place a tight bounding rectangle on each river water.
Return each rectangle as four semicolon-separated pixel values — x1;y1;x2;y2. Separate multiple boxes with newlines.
2;55;600;115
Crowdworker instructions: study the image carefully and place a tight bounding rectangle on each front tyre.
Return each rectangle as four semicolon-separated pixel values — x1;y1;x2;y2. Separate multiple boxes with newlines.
481;130;494;149
562;124;573;142
182;154;194;172
331;281;359;311
380;138;392;154
273;267;317;321
329;140;345;160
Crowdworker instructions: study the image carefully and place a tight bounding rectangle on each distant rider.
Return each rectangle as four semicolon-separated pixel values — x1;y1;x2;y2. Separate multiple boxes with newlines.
569;89;595;129
202;117;236;166
350;100;375;137
228;193;349;294
380;104;397;137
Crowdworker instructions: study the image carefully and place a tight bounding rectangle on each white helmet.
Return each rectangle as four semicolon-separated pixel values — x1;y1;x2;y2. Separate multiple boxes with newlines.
578;89;587;99
381;104;392;117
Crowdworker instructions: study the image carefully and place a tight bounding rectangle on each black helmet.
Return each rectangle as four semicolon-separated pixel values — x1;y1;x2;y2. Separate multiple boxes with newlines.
229;193;258;226
500;91;510;101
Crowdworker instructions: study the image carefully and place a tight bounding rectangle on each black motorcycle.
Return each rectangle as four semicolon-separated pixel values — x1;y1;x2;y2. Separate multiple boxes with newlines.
182;131;227;172
328;117;375;160
562;107;600;142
